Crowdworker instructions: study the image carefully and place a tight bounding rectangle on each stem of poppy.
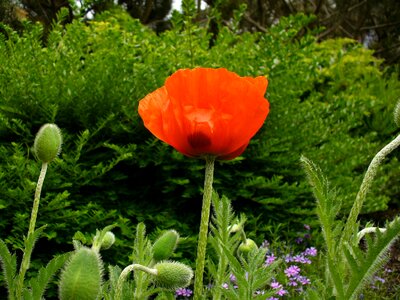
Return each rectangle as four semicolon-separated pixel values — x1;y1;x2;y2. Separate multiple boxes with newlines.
16;162;48;298
193;155;215;300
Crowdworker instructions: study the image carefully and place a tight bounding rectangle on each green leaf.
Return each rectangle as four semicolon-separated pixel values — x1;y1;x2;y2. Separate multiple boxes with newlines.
0;239;17;296
345;217;400;299
28;252;71;300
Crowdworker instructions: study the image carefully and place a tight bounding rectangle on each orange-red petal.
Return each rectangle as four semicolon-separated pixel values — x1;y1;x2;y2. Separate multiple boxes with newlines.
138;68;270;160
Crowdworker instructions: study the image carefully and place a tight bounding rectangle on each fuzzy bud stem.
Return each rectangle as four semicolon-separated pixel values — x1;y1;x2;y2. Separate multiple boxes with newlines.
115;264;157;300
342;133;400;244
357;227;386;243
16;162;48;297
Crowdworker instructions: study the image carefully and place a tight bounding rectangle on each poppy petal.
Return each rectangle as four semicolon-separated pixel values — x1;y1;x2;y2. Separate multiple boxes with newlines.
138;68;270;160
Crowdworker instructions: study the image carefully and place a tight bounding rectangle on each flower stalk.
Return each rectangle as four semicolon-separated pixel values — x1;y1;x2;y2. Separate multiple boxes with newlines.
115;264;157;300
16;161;48;297
29;162;48;236
342;132;400;244
193;155;215;300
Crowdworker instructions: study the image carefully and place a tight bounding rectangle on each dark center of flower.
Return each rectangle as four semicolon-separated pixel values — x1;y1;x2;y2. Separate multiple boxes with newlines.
187;132;211;149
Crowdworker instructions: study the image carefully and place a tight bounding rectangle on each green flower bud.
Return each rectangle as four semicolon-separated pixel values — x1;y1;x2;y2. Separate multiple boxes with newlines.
152;230;179;262
238;238;258;256
34;123;62;163
100;231;115;250
59;247;103;300
394;100;400;127
153;261;193;290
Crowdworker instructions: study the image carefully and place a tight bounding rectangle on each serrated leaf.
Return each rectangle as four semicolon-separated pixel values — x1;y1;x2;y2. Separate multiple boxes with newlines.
28;252;71;300
0;239;17;294
343;243;359;278
345;217;400;299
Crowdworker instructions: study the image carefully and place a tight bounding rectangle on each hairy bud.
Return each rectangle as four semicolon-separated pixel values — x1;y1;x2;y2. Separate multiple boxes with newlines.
59;247;103;300
152;230;179;262
238;238;258;256
153;261;193;290
34;124;62;163
100;231;115;250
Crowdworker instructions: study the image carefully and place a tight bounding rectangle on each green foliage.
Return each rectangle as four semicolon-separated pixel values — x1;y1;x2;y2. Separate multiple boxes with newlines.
130;223;153;299
25;253;70;300
208;193;279;300
109;223;191;300
0;239;17;295
208;193;241;299
301;129;400;299
0;8;399;291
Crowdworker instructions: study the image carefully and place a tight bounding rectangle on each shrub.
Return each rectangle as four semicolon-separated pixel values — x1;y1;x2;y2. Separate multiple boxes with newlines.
0;9;398;274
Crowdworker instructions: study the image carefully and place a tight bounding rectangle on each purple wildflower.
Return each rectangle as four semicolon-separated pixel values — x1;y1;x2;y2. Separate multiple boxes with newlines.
266;298;279;300
284;265;301;278
374;276;385;284
297;275;311;285
304;247;318;257
293;255;311;264
285;254;293;263
295;237;304;244
304;224;311;230
288;279;298;286
222;283;229;289
175;288;193;297
229;274;237;283
276;289;288;296
270;281;282;289
265;253;276;265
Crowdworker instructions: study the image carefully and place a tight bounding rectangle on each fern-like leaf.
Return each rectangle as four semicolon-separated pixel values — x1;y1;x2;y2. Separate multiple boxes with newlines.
345;217;400;299
23;226;46;260
343;243;360;279
28;252;71;300
0;239;17;295
208;193;241;299
300;156;341;234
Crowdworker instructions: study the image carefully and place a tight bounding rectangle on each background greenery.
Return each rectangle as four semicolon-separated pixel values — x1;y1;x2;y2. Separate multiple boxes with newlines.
0;1;399;289
2;0;399;66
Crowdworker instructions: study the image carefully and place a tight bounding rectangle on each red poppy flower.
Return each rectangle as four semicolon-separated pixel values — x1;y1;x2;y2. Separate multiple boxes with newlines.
138;67;270;160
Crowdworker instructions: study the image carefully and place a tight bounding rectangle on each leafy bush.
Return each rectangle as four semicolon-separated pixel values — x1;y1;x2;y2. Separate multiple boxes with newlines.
0;8;399;276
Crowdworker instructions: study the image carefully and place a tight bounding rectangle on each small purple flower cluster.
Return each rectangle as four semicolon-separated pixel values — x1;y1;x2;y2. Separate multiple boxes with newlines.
262;225;318;298
222;272;239;290
205;224;318;299
270;281;288;296
175;288;193;298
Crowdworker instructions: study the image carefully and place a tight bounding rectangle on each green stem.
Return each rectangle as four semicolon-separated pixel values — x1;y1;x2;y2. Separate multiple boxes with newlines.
16;162;48;298
115;264;157;300
342;133;400;244
240;228;247;243
29;162;48;236
193;156;215;300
